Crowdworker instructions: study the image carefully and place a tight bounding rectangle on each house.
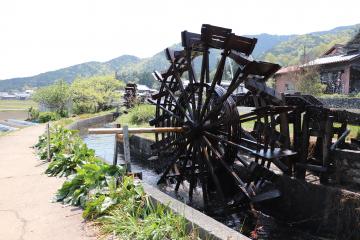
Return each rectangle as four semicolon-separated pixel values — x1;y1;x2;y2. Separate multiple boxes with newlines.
136;84;157;94
0;92;17;100
273;66;301;93
14;93;31;100
274;32;360;94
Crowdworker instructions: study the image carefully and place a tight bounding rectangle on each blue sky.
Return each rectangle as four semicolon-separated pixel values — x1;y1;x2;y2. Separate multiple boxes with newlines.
0;0;359;79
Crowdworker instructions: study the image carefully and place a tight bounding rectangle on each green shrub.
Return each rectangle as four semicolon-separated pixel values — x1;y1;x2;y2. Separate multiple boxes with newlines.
38;112;61;123
71;75;122;114
129;104;155;125
45;143;97;177
35;125;77;160
32;80;72;115
28;107;39;121
55;163;124;207
83;176;140;220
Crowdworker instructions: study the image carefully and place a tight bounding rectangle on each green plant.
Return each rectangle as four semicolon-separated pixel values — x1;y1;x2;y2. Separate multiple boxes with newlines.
36;124;198;239
83;176;140;220
27;106;39;121
38;112;61;123
97;177;196;240
35;125;78;160
296;67;326;96
55;163;124;207
32;80;72;115
45;143;96;177
129;104;155;125
71;75;122;114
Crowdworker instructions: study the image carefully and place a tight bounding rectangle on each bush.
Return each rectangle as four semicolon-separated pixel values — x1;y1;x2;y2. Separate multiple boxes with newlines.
71;75;122;114
55;163;124;207
129;104;155;125
32;80;72;115
296;67;326;96
35;125;78;160
38;112;61;123
28;107;39;121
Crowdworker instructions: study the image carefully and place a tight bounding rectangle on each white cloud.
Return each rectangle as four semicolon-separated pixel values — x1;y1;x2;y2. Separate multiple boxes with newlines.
0;0;359;79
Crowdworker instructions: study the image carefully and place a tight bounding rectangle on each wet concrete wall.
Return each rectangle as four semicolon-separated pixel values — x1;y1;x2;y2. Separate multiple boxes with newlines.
334;148;360;189
259;175;360;239
128;135;153;161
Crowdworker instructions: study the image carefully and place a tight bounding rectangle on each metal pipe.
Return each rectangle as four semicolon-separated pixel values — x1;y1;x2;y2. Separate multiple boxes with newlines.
330;129;350;151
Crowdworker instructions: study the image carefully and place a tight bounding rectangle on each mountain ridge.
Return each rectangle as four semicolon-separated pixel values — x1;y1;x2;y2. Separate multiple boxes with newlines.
1;23;359;91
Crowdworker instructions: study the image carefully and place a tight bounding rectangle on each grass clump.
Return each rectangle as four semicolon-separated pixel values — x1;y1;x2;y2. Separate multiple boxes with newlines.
129;104;155;125
38;111;61;123
117;104;155;127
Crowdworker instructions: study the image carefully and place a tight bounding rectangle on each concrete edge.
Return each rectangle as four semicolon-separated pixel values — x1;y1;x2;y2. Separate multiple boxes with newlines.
67;113;115;131
142;182;250;240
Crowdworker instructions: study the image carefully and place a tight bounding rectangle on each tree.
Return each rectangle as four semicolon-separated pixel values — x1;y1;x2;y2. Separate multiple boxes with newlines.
296;66;325;96
71;75;123;114
32;80;71;116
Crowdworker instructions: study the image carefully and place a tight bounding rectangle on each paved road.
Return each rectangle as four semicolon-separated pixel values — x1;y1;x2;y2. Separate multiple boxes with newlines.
0;124;97;240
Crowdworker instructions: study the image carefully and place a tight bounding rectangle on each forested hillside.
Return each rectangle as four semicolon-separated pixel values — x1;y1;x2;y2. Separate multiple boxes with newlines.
261;24;360;66
0;55;140;91
1;24;359;91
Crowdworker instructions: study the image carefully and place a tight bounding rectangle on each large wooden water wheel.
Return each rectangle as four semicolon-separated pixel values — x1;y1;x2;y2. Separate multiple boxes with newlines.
148;24;296;210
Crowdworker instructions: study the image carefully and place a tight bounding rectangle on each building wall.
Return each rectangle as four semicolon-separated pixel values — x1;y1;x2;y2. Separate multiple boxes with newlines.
342;66;351;94
275;73;298;93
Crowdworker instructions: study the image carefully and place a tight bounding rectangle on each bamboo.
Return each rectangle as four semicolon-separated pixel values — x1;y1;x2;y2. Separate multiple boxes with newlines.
88;127;184;135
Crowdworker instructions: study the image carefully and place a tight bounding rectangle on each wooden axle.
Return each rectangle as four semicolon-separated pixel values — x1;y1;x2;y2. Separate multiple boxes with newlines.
88;127;185;135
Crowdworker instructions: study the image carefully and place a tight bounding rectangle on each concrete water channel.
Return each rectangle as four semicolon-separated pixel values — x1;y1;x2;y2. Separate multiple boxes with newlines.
81;124;333;239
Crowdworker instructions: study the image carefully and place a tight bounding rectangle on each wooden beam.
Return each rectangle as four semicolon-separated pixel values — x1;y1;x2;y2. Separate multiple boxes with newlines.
88;127;185;135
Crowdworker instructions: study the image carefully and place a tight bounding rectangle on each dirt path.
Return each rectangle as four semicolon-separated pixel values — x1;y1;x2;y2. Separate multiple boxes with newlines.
0;124;97;240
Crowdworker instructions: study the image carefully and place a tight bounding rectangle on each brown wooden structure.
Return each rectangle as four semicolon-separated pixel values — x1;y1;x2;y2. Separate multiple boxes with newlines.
90;24;360;214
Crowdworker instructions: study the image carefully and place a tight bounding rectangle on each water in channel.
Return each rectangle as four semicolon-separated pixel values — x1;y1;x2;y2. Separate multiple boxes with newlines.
82;132;330;240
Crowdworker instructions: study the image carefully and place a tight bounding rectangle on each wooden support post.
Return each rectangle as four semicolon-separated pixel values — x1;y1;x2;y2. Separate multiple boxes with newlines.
293;110;302;151
113;123;121;166
279;93;290;149
47;122;51;162
279;93;291;174
123;125;131;173
296;113;309;179
320;116;334;184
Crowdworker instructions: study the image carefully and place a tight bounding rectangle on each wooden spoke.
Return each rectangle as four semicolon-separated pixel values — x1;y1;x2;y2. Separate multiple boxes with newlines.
202;136;250;199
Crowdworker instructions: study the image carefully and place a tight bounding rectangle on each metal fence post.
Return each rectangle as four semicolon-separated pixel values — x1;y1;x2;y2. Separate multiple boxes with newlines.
47;122;51;162
123;125;131;172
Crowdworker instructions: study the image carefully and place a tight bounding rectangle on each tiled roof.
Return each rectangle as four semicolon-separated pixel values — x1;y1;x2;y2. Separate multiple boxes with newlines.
274;65;300;75
303;53;360;66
